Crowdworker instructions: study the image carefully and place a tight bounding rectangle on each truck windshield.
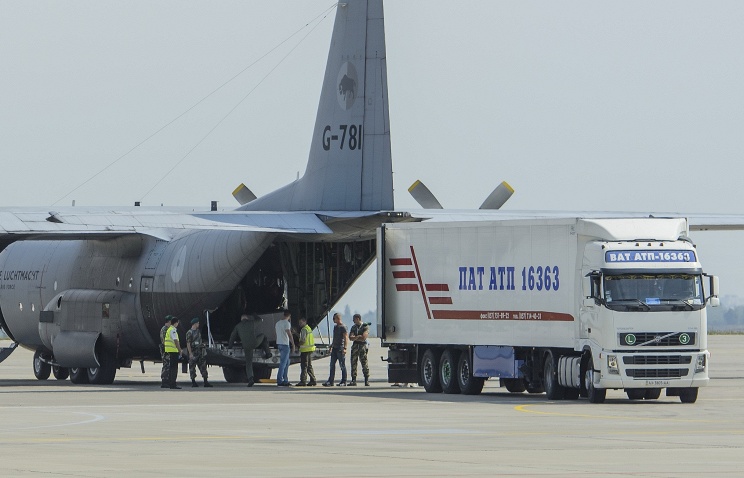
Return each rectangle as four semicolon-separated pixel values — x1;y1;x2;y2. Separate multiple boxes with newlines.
603;274;704;312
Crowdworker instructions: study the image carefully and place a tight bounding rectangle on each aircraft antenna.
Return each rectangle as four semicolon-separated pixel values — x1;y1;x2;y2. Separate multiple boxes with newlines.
138;5;336;202
51;3;337;207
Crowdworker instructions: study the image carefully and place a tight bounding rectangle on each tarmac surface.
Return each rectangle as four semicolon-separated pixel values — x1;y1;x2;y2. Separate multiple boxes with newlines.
1;336;743;477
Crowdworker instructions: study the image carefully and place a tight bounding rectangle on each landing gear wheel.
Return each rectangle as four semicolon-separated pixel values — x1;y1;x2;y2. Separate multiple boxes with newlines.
421;349;442;393
87;352;117;384
502;378;526;393
626;389;646;400
69;367;89;384
584;356;606;404
543;352;565;400
223;366;247;383
644;388;661;400
253;365;272;381
52;365;70;380
33;350;51;380
440;349;461;394
457;351;484;395
679;388;698;404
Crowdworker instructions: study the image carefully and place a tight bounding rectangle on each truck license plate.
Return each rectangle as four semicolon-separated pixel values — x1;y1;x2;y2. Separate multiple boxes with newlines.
645;380;670;386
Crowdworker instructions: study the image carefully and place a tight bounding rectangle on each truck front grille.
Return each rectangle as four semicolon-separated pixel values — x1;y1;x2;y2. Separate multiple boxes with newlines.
626;368;689;379
623;355;692;365
618;332;696;347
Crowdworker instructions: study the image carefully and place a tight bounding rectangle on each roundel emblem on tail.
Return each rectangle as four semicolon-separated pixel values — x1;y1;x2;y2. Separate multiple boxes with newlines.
336;61;358;110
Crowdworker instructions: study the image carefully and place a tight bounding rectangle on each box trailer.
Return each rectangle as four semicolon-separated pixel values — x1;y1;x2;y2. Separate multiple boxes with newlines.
378;217;718;403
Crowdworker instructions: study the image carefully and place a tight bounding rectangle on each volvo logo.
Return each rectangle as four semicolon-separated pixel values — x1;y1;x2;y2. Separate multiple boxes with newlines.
653;335;662;344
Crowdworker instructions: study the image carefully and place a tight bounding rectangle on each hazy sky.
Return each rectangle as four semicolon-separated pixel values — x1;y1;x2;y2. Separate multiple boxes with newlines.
2;1;743;313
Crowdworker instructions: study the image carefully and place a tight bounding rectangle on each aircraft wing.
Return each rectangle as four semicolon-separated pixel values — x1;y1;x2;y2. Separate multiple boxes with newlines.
0;208;333;241
407;209;744;231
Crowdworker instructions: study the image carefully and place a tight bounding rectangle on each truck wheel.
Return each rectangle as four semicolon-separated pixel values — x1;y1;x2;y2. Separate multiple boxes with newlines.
33;350;51;380
644;388;661;400
502;378;526;393
626;389;645;400
440;349;461;394
223;366;247;383
421;349;442;393
52;365;70;380
543;352;565;400
69;367;89;384
679;388;698;404
457;352;484;395
584;357;605;404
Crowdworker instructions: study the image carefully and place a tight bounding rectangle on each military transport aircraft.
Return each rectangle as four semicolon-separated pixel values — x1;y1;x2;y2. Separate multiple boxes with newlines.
1;0;741;385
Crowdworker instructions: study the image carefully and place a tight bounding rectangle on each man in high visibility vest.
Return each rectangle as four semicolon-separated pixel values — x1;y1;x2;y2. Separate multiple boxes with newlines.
296;316;316;386
162;316;183;389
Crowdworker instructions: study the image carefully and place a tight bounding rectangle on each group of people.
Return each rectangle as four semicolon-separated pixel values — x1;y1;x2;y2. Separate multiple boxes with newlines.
158;310;371;389
159;315;213;389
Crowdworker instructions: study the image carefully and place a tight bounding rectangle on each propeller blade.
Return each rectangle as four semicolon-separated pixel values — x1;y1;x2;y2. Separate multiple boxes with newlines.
232;183;257;205
479;181;514;210
408;180;443;209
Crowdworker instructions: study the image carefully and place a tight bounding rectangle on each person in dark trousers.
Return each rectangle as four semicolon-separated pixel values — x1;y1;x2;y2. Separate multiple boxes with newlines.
296;316;317;386
348;313;370;386
323;313;348;387
186;317;212;388
162;316;182;389
228;314;272;387
159;315;173;384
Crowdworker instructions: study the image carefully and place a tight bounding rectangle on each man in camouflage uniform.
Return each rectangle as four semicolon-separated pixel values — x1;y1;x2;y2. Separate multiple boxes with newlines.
186;317;212;388
228;314;272;387
348;313;370;386
159;315;173;385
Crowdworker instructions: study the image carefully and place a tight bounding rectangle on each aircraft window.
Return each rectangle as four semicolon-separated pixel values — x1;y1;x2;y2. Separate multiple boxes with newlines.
116;277;121;286
19;302;23;312
102;303;110;319
32;304;35;312
54;281;58;291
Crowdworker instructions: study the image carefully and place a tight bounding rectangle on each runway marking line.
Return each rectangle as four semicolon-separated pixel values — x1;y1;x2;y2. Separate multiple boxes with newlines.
514;404;719;423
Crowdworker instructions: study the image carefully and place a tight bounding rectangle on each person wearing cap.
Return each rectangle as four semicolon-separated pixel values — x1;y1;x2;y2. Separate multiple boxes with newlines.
159;315;173;385
162;316;183;389
186;317;212;388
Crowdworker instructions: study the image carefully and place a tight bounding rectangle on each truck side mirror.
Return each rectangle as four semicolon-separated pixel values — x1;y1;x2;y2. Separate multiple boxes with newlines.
706;275;719;307
583;297;596;308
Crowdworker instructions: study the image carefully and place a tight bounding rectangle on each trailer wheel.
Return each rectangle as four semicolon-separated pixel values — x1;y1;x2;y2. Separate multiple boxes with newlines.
502;378;526;393
440;349;461;394
69;367;89;384
457;352;484;395
421;349;442;393
584;357;606;403
644;388;661;400
626;389;645;400
33;350;51;381
679;388;698;404
543;352;565;400
52;365;70;380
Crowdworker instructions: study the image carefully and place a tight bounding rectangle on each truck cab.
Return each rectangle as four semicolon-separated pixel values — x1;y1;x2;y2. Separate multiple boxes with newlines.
579;229;717;403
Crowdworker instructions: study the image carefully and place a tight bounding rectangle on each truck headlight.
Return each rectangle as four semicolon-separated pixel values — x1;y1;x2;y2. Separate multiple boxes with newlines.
607;355;619;374
695;354;706;373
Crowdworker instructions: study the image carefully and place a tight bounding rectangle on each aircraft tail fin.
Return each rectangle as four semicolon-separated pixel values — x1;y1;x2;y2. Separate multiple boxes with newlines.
242;0;393;212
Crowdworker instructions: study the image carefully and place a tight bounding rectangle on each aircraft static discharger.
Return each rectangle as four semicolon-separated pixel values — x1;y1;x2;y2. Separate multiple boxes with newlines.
0;0;400;384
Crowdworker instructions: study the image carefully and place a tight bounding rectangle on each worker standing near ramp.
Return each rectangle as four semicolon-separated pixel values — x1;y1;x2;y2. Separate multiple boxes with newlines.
228;314;272;387
186;318;212;388
296;316;316;386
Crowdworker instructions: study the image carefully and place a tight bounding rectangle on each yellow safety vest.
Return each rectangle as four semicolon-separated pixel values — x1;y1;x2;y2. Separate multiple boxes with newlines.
299;325;315;353
163;325;178;353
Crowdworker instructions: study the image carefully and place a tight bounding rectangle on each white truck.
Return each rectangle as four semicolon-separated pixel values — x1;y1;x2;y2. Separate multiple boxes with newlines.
378;217;718;403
